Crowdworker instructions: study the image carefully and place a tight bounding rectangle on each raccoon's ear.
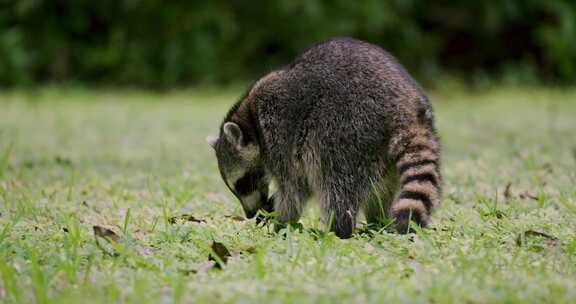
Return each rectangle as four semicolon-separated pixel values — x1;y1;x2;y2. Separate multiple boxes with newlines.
223;122;244;148
206;135;218;149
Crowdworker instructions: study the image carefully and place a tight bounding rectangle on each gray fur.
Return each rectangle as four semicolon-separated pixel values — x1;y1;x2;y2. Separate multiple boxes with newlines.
209;37;441;238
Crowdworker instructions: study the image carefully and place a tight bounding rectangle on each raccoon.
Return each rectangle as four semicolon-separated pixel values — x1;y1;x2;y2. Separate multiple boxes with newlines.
207;37;441;238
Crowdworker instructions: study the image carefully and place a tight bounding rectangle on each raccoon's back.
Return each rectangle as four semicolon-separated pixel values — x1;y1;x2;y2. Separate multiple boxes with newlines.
255;38;432;163
291;38;423;99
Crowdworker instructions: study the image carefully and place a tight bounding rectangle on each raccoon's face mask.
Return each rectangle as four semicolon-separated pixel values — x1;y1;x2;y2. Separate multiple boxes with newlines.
207;122;272;219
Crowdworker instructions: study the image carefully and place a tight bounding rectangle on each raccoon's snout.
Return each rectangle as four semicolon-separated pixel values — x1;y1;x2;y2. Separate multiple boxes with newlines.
244;209;257;219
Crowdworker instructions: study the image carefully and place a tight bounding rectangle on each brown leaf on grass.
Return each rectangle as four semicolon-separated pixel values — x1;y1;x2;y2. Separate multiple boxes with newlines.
179;242;256;275
209;241;231;269
503;182;512;202
224;214;246;221
502;183;542;202
93;225;120;242
93;225;121;256
93;225;154;256
516;230;559;247
519;191;539;201
168;214;205;224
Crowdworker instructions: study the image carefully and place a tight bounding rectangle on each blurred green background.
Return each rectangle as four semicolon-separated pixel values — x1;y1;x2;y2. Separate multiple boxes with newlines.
1;0;575;89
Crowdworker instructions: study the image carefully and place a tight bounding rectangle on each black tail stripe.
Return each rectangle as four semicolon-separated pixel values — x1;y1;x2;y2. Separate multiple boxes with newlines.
399;191;432;211
398;159;437;175
402;173;439;188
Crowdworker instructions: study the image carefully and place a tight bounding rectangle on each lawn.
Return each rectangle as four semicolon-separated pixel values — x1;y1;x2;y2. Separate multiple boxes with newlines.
0;87;575;303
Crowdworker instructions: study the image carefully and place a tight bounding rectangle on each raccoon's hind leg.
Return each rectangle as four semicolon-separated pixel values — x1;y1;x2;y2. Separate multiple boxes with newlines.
319;177;363;239
389;128;441;233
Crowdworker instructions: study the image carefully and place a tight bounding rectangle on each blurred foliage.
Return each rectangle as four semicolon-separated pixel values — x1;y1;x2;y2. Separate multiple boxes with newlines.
0;0;575;88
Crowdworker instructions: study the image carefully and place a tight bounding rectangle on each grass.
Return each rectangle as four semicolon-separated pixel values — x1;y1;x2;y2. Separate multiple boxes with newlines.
0;86;575;303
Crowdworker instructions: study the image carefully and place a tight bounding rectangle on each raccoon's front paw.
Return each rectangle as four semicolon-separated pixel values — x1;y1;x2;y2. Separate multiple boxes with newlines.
255;193;276;225
263;193;276;213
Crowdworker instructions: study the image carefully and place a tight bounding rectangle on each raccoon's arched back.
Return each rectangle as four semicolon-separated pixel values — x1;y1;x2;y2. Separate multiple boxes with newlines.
290;37;425;98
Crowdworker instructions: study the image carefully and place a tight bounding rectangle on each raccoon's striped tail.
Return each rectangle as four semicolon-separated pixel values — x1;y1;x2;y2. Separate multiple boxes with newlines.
389;127;441;233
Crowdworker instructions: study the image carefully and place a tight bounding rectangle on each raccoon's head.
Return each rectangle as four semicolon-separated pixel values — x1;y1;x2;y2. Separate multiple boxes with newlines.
207;122;271;219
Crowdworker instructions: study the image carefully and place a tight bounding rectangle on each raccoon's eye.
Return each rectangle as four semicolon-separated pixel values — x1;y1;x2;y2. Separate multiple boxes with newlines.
234;173;258;196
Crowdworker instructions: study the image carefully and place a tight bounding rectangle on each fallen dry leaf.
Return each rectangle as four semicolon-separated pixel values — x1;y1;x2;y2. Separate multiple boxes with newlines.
209;241;231;269
501;183;543;202
93;225;121;256
503;182;512;202
224;215;246;221
516;230;559;247
519;191;539;201
93;225;120;242
168;214;205;224
93;225;155;256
